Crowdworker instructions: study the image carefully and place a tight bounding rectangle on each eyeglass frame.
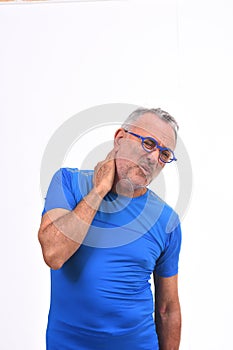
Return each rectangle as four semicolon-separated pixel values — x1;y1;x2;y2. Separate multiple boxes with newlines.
124;129;177;163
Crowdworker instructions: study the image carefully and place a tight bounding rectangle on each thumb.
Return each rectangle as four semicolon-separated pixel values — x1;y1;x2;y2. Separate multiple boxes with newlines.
106;149;116;161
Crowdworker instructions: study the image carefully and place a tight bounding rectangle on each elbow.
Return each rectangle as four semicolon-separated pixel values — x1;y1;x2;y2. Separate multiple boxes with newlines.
156;307;169;323
156;302;181;321
38;231;64;270
43;253;64;270
157;308;182;330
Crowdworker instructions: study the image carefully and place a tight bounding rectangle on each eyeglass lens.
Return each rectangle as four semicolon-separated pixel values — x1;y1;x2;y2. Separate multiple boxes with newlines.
142;138;173;163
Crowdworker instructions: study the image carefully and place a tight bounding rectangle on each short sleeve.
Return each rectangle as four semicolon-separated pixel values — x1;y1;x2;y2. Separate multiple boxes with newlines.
41;168;77;217
155;221;182;277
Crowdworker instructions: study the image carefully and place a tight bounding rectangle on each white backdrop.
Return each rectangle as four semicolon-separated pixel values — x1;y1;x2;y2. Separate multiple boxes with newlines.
1;0;233;349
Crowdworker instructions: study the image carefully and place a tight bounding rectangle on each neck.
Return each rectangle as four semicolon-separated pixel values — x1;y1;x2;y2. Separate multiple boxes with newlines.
111;176;147;198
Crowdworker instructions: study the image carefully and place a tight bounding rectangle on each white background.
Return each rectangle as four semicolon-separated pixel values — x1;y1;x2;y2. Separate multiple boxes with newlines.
1;0;233;349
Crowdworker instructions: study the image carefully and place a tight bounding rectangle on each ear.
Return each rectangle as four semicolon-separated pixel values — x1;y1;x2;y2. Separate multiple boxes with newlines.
114;128;126;150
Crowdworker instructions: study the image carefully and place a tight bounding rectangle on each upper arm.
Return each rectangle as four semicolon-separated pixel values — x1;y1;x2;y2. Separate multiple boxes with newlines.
39;168;77;235
155;220;182;278
153;272;180;313
41;168;78;217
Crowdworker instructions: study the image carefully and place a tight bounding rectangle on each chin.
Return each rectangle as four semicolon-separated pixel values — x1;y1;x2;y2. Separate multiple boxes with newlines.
129;174;150;188
118;165;152;188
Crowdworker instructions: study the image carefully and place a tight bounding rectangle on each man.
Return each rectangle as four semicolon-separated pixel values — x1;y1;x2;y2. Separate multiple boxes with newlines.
38;107;182;350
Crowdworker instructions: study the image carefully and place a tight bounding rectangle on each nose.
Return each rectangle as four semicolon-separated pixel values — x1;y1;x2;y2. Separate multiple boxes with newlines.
145;148;160;165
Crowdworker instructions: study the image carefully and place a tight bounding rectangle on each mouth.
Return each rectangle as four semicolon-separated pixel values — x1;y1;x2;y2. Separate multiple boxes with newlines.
139;164;152;176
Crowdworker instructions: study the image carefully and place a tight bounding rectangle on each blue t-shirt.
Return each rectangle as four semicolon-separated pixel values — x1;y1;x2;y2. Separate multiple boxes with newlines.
42;168;182;350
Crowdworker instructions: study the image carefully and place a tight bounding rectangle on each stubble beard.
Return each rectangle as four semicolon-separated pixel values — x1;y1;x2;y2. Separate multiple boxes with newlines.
119;165;151;190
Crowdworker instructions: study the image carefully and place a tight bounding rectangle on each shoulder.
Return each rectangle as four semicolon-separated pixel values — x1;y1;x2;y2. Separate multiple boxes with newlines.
59;167;94;199
147;189;180;234
59;167;93;181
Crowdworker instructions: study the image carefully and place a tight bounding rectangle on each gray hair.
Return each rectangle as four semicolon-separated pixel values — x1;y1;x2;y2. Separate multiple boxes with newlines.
121;107;179;140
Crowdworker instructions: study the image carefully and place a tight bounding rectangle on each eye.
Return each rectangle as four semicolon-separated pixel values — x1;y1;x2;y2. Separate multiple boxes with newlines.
160;149;172;162
143;138;156;150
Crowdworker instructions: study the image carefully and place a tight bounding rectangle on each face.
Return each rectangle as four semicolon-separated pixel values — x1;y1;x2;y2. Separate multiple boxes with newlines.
114;113;176;190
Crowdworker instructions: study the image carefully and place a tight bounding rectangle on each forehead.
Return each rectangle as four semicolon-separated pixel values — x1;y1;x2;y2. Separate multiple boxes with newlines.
130;112;176;150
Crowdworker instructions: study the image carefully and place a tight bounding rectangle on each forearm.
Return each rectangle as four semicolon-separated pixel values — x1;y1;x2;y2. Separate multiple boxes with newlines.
155;307;181;350
39;188;104;269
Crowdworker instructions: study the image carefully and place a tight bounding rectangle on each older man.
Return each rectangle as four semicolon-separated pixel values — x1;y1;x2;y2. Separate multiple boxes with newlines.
38;108;182;350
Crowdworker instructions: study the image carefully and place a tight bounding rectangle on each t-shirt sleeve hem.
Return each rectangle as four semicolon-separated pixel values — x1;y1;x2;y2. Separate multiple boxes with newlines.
155;269;178;278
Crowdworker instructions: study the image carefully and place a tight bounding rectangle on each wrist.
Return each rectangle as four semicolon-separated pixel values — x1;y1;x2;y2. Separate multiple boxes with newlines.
92;185;109;199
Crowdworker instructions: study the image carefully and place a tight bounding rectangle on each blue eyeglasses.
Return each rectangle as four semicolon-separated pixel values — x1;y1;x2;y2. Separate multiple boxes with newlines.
124;130;177;164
